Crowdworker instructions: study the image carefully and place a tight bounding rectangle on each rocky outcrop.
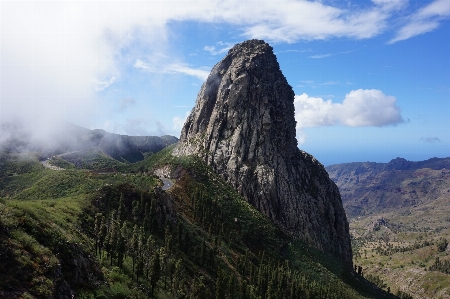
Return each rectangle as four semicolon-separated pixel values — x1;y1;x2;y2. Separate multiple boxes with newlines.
174;40;352;266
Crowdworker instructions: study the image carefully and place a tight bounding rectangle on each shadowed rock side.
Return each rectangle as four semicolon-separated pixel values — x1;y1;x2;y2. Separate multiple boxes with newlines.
174;40;352;266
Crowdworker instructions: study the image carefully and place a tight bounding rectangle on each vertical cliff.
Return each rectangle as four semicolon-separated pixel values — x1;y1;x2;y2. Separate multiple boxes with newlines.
174;40;352;266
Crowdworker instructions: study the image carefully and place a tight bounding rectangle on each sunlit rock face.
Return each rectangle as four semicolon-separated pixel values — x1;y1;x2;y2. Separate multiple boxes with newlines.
174;40;352;267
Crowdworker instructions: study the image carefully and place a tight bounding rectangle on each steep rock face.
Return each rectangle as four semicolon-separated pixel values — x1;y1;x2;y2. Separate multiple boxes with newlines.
174;40;352;266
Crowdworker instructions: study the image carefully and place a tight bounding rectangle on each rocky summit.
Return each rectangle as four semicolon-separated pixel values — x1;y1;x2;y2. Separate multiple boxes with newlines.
174;40;352;266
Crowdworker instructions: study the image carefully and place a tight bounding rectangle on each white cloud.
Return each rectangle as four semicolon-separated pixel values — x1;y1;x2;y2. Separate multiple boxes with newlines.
134;59;209;81
96;76;117;91
309;54;332;59
134;59;151;71
173;111;191;131
204;42;233;55
294;88;404;144
390;0;450;43
371;0;407;11
0;0;434;142
309;47;364;59
165;64;210;81
294;89;404;129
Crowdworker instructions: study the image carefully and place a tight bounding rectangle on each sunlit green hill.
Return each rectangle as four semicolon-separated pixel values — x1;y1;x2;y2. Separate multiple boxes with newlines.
0;148;395;298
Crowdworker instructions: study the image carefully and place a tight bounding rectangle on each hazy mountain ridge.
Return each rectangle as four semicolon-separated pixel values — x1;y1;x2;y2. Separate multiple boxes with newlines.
326;157;450;217
0;121;178;166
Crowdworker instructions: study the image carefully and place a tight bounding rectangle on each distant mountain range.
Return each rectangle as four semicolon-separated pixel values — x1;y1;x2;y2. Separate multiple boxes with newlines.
326;157;450;217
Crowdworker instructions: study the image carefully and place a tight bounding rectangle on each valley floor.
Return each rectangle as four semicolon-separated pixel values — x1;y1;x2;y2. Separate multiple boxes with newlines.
350;194;450;299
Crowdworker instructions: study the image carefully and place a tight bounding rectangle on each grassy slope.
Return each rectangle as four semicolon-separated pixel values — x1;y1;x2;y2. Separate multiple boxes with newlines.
0;149;394;298
49;149;130;171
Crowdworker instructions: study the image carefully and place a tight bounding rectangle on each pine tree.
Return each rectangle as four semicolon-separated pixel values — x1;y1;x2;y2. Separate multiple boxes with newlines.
172;259;184;299
98;216;107;258
118;193;125;221
140;192;145;215
132;200;140;221
93;213;103;256
151;251;161;297
176;221;183;251
108;217;119;266
200;239;206;267
167;258;176;291
165;225;173;256
150;197;157;233
240;279;248;299
144;202;150;230
159;247;168;288
215;269;226;299
130;224;139;272
117;221;128;268
226;273;235;299
136;258;144;283
104;211;117;265
145;235;156;279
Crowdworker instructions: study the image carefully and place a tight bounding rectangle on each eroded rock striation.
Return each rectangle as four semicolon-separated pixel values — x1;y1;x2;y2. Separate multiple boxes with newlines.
174;40;352;266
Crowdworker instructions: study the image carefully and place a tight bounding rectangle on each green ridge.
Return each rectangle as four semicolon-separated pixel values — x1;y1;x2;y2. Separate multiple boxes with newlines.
0;149;395;298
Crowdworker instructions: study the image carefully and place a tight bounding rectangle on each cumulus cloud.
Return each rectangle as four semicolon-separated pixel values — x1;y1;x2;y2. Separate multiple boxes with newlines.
294;89;404;129
293;89;404;144
390;0;450;43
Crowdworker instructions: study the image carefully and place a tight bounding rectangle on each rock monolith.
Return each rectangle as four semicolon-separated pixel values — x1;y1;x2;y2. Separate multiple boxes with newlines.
174;40;352;266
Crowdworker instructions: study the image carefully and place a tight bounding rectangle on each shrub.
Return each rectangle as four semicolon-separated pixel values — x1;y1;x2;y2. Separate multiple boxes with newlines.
437;238;448;252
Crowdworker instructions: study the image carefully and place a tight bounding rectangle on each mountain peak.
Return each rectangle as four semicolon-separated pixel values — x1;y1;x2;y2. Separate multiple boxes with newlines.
389;157;408;163
174;40;352;266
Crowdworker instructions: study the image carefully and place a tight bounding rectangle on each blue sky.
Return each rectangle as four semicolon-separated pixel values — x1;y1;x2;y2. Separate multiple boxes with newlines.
1;0;449;165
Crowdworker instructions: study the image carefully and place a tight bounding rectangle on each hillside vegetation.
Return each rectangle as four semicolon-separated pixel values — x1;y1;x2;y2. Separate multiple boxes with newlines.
0;148;394;299
350;200;450;299
327;157;450;299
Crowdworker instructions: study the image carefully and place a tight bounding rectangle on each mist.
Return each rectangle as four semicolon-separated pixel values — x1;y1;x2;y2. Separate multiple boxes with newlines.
0;2;169;151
